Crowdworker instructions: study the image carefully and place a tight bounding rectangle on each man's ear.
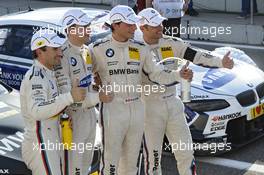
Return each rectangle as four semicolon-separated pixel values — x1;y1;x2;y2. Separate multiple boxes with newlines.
36;49;42;57
139;25;146;32
112;23;119;30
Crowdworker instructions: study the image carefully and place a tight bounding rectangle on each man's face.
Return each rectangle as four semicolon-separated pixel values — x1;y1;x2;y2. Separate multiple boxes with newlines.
113;22;137;40
144;24;163;40
67;24;91;44
42;47;63;68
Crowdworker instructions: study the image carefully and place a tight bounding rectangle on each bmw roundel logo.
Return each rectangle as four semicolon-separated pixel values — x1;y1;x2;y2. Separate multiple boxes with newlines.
70;57;77;66
106;48;114;57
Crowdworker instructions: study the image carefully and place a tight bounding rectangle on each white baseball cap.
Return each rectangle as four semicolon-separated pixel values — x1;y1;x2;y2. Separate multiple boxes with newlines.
109;5;141;25
31;28;66;51
61;9;93;29
138;8;167;27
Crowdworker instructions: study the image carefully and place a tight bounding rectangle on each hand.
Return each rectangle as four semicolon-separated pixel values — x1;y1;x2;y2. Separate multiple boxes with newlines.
180;61;193;82
71;78;86;102
92;72;102;91
222;51;234;69
99;90;114;103
99;82;114;103
183;2;189;11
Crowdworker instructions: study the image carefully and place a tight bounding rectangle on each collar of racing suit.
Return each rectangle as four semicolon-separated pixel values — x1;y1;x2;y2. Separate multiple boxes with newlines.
111;34;129;48
67;40;82;54
34;59;54;77
141;37;161;51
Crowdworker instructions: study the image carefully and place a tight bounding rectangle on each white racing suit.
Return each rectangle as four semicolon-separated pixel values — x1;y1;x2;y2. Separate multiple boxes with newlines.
54;41;99;175
20;60;74;175
89;34;182;175
142;36;223;175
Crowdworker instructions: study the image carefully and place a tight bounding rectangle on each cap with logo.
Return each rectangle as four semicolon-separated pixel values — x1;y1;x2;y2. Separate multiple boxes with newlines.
31;28;66;51
61;9;93;29
109;5;141;24
138;8;167;27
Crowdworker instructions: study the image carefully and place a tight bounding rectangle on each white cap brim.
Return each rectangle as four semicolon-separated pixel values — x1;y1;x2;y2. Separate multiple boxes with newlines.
148;16;167;27
124;14;141;24
31;31;66;51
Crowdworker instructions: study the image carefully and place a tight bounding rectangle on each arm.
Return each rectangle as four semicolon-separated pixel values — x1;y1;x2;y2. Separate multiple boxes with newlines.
81;47;100;108
27;77;73;121
143;49;182;86
81;92;100;108
173;39;223;67
54;57;72;94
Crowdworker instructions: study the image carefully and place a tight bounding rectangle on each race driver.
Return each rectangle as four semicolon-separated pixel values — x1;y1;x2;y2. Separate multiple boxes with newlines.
20;28;86;175
55;9;113;175
138;8;234;175
89;5;193;175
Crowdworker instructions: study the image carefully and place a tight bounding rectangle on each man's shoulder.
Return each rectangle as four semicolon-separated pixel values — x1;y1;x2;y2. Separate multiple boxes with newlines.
162;35;182;42
92;36;111;48
129;38;145;46
24;64;45;82
61;41;71;53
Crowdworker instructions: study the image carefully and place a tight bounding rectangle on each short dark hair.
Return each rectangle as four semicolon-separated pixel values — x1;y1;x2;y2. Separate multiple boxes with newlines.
32;46;47;59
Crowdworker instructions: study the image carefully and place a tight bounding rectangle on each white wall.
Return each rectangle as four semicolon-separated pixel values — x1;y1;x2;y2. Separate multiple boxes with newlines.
195;0;264;13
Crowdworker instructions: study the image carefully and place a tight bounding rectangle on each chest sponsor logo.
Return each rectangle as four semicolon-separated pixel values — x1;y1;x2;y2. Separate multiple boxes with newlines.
160;46;174;59
70;57;77;66
211;112;241;122
32;84;43;90
127;61;140;66
109;69;139;75
129;47;140;61
202;69;236;90
106;48;114;57
107;61;118;66
73;69;81;75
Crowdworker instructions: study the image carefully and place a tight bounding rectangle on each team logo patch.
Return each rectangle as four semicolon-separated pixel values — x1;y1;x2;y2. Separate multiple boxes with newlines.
106;48;114;57
79;74;92;87
129;47;140;61
35;40;45;48
160;46;174;59
70;57;77;66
